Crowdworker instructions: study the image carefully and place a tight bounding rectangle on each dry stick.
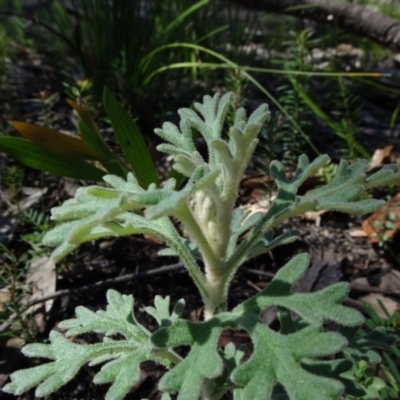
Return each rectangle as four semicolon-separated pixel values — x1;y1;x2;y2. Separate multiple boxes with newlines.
0;262;184;333
242;267;275;279
228;0;400;52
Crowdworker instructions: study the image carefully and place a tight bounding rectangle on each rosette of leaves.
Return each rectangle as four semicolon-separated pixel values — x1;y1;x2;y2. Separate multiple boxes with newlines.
4;93;400;400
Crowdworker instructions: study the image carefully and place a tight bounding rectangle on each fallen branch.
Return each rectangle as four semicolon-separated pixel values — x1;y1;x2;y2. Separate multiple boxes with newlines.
229;0;400;51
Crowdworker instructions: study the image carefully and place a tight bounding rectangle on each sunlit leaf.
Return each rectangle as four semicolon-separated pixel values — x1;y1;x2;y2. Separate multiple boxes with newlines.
10;121;105;160
0;137;104;180
103;87;159;187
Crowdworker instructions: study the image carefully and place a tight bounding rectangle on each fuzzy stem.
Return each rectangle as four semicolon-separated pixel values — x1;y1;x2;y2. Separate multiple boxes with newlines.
176;204;225;316
177;204;220;276
161;218;209;302
176;203;232;319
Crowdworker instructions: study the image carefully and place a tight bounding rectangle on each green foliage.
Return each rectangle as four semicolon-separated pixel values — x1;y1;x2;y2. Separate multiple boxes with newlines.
4;93;400;399
103;87;159;187
0;88;158;185
275;30;316;164
0;244;35;342
257;28;371;166
350;301;400;399
39;0;234;100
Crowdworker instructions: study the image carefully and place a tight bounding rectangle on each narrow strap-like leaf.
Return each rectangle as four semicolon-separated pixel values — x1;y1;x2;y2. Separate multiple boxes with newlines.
103;87;159;187
10;121;105;160
0;137;105;181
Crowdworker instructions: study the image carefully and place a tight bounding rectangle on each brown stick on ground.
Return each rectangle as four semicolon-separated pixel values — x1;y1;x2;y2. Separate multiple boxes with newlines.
229;0;400;51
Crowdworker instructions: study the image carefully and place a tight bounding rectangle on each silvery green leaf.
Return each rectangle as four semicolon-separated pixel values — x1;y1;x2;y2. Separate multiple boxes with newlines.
151;254;366;400
235;253;363;327
153;320;225;400
246;230;299;259
145;295;185;327
154;120;195;152
93;349;150;400
365;164;400;189
156;143;191;157
4;291;175;399
300;359;365;397
246;104;270;127
145;167;220;220
3;331;140;397
300;157;400;215
231;322;346;400
59;290;149;341
341;326;397;364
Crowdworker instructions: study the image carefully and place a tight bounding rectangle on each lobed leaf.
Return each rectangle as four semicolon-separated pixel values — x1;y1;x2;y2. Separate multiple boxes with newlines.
151;254;366;399
3;291;176;399
231;321;347;400
4;331;139;397
59;290;149;341
145;296;185;328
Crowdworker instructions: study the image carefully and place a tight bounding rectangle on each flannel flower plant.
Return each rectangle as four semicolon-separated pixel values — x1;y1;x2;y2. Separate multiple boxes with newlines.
4;93;400;400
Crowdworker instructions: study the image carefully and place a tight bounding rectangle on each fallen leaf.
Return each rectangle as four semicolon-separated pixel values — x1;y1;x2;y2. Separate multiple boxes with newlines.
351;269;400;296
359;293;399;319
369;145;393;170
23;256;56;332
144;234;164;245
5;338;25;349
241;194;276;217
348;229;368;238
362;192;400;243
26;256;56;313
19;187;48;211
301;210;326;226
0;287;11;312
64;179;79;197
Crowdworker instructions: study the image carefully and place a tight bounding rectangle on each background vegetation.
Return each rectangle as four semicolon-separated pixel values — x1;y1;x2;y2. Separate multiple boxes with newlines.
1;0;400;399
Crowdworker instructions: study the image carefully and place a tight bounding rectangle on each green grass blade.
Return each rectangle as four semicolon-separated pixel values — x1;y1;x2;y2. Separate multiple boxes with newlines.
195;25;229;44
162;0;210;38
289;76;370;158
0;137;105;181
103;87;159;187
141;43;320;155
383;351;400;384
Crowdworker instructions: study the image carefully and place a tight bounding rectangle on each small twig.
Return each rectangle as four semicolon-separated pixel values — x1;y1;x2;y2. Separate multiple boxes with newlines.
245;279;262;292
0;262;184;333
242;267;275;279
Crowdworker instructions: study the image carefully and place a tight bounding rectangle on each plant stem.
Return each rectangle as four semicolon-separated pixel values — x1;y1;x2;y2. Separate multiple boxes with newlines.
177;203;231;318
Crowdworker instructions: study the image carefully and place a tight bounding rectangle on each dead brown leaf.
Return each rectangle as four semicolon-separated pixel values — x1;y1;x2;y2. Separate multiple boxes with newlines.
348;229;368;238
0;287;11;312
23;256;56;332
362;192;400;243
369;145;393;170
